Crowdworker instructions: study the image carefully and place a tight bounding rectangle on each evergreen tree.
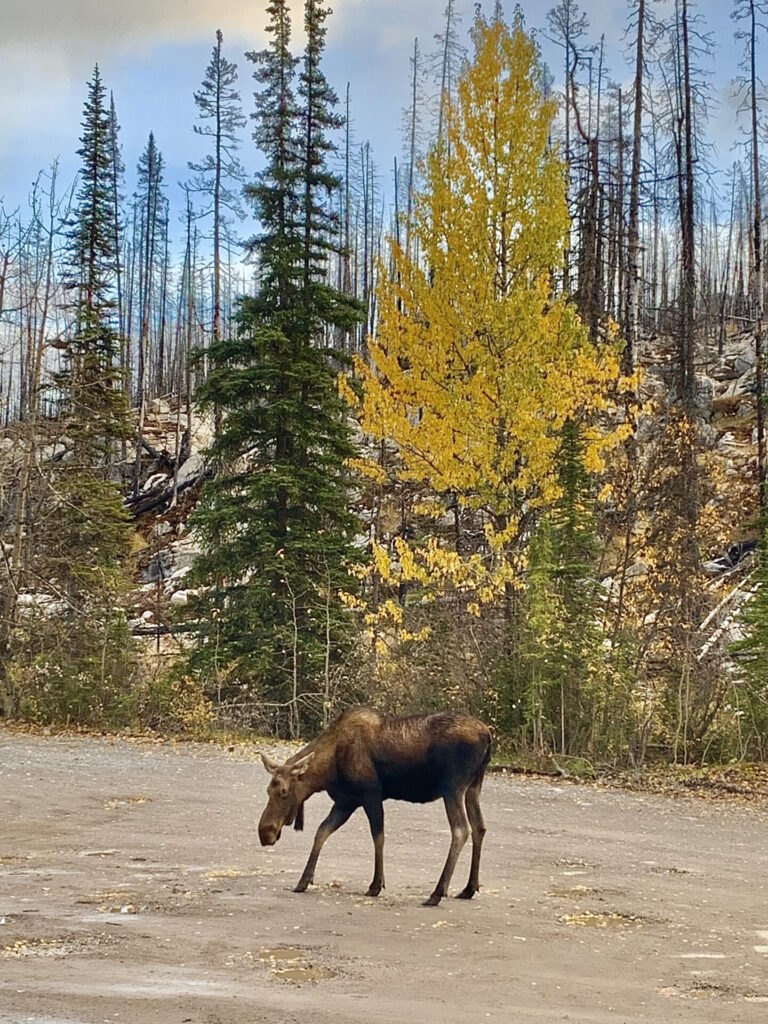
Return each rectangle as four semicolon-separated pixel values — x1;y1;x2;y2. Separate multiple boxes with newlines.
133;132;167;489
38;67;135;723
508;423;633;758
733;522;768;757
188;29;247;347
245;0;301;308
299;0;342;301
64;66;121;390
107;93;125;351
186;0;363;737
59;66;130;463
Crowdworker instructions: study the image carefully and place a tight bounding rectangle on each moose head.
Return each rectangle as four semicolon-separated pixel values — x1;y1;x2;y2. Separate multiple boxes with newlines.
257;752;315;846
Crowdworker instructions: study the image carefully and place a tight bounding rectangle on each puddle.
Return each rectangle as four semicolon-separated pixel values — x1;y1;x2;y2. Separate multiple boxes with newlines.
659;982;744;1000
0;934;113;958
0;867;76;877
548;885;598;899
258;946;337;983
104;796;150;809
559;911;640;929
76;890;142;914
673;952;726;960
272;966;337;982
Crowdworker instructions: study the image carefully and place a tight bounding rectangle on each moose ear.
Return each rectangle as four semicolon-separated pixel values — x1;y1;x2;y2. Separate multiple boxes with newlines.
260;752;281;774
290;752;315;777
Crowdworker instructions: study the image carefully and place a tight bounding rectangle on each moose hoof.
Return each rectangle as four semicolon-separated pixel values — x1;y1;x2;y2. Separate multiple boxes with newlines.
455;887;476;900
422;893;442;907
366;884;382;897
293;879;310;893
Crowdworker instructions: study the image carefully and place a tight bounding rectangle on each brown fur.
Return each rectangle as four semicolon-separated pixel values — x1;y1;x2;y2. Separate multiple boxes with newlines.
258;707;491;906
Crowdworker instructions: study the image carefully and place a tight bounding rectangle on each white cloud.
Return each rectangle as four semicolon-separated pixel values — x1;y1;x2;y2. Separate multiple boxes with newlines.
3;1;268;55
0;0;397;60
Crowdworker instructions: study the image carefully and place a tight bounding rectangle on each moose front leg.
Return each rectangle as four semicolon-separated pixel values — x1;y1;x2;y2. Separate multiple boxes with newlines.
294;801;355;892
363;797;385;897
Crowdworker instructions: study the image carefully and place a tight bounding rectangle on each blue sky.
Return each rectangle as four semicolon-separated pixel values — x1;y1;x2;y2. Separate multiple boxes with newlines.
0;0;750;231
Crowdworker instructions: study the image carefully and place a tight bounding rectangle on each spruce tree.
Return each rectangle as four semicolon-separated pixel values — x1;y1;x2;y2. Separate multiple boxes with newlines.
186;0;363;736
188;29;247;347
133;132;166;489
38;67;134;724
733;522;768;756
59;66;130;468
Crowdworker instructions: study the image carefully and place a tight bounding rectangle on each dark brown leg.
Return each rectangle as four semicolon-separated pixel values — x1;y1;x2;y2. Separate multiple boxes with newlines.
363;797;385;896
423;790;469;906
294;802;356;892
456;780;486;899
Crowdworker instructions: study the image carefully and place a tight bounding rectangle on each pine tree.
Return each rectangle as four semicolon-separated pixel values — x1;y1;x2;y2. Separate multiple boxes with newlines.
107;93;125;356
38;67;134;724
64;66;121;390
510;422;632;758
733;524;768;756
133;132;167;491
186;0;363;737
299;0;344;307
188;29;247;348
245;0;301;309
59;66;130;463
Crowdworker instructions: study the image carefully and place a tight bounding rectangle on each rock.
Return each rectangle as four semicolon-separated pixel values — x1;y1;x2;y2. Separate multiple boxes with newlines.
176;452;205;489
733;354;753;377
142;472;170;494
170;590;189;607
15;593;67;618
152;521;173;538
626;561;649;579
148;398;172;417
170;538;201;574
140;549;173;584
710;363;739;381
692;373;714;420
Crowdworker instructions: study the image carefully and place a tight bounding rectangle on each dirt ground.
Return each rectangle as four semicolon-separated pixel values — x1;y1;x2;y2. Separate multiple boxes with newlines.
0;732;766;1024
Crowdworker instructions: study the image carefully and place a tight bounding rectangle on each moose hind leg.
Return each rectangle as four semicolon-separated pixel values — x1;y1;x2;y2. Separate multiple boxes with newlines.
456;780;486;900
294;802;355;893
363;797;385;896
423;790;469;907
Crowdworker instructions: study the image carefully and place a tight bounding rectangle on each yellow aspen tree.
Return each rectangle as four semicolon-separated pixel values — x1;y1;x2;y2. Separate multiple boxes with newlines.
343;15;630;619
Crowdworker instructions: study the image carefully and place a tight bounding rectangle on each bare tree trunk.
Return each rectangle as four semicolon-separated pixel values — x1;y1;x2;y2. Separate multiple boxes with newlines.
405;37;420;261
679;0;696;411
0;168;57;697
625;0;645;374
747;0;766;508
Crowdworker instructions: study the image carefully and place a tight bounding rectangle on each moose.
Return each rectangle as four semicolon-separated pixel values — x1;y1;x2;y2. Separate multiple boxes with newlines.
258;707;491;906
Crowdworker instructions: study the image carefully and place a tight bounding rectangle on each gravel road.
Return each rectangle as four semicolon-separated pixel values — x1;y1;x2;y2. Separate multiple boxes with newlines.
0;731;766;1024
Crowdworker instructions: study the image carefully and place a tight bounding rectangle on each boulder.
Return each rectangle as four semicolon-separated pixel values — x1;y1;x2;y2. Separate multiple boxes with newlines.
175;452;205;489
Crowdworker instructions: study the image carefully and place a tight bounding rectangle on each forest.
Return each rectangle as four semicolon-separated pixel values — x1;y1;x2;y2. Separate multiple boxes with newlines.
0;0;766;769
